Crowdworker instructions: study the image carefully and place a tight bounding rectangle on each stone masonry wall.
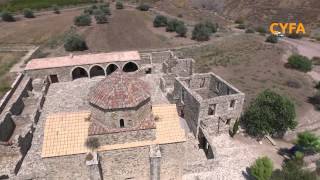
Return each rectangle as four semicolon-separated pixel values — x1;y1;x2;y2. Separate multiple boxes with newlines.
91;128;156;145
0;113;15;141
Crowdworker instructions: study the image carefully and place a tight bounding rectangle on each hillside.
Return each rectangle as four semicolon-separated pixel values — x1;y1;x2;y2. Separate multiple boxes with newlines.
152;0;320;30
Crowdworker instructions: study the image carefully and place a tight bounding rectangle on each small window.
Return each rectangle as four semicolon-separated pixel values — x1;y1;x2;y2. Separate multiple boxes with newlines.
230;100;236;108
49;74;59;83
208;104;216;115
181;89;185;103
216;81;221;91
200;78;205;88
145;68;152;74
120;119;124;128
226;118;231;125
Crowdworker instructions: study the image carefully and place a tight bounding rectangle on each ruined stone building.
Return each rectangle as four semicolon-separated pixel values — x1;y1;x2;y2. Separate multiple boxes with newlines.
0;50;244;179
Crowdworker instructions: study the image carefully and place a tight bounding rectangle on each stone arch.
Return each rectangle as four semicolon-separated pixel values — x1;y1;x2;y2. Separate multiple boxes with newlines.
106;63;119;75
89;65;105;78
71;66;89;80
122;62;138;72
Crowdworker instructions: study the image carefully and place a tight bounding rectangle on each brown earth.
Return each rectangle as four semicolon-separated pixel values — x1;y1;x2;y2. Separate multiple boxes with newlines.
0;9;80;45
177;34;315;122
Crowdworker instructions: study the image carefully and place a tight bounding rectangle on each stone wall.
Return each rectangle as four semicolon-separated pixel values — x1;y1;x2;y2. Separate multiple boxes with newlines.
25;60;145;82
173;73;245;137
0;73;24;114
91;128;156;145
90;99;152;129
100;146;151;180
159;142;185;180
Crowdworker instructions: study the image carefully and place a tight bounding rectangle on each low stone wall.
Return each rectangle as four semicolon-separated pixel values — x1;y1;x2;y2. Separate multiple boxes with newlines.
0;73;24;114
91;128;156;145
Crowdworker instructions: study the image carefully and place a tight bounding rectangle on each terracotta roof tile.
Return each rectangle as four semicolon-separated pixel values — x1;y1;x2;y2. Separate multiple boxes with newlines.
88;73;150;109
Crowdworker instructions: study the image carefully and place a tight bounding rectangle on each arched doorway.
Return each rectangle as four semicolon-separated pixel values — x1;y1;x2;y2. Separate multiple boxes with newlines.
90;65;105;77
106;64;119;75
71;67;89;80
120;119;124;128
122;62;138;72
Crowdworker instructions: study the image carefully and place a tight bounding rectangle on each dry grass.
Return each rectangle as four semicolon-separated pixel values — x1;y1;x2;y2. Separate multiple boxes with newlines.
0;52;26;97
178;34;315;121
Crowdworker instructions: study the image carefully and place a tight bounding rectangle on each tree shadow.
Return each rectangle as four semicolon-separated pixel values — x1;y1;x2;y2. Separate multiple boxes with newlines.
242;167;254;180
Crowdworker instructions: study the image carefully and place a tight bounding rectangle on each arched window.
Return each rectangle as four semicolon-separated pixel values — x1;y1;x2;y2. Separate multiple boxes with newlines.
71;67;88;80
106;64;119;75
90;65;105;77
120;119;124;128
123;62;138;72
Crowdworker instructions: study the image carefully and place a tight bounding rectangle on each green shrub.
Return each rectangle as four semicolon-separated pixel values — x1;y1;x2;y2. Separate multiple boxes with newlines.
288;54;312;72
204;21;217;33
116;1;123;9
91;4;98;9
295;131;320;154
64;33;88;51
95;13;108;24
192;23;211;41
100;6;111;15
266;35;278;43
166;19;180;32
136;4;150;11
245;28;255;33
175;22;187;37
243;89;296;137
153;15;167;27
23;8;35;18
1;11;15;22
250;157;273;180
92;9;103;15
74;14;91;26
255;26;267;34
52;5;60;14
236;24;246;29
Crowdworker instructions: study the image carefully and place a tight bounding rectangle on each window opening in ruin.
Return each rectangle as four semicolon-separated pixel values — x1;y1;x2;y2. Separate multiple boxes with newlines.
226;118;231;125
90;65;105;77
72;67;88;80
208;104;216;116
200;78;205;88
145;68;152;74
120;119;124;128
49;74;59;83
230;100;236;109
181;89;185;104
106;64;118;75
123;62;138;72
216;81;221;91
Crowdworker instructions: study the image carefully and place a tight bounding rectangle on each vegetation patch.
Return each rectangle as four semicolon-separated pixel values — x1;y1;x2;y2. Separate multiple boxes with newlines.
74;14;91;26
0;0;94;12
265;35;278;43
287;54;312;72
242;89;297;138
64;33;88;51
1;10;15;22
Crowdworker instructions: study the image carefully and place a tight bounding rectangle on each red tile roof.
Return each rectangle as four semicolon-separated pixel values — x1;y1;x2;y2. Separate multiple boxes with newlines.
88;73;150;109
25;51;141;70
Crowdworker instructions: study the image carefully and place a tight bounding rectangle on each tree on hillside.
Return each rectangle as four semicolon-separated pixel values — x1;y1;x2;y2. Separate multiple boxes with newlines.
243;89;297;138
250;156;274;180
1;11;15;22
153;15;167;27
295;131;320;154
23;8;35;18
192;23;211;41
203;21;218;33
175;22;187;37
64;33;88;52
288;54;312;72
74;14;91;26
52;5;60;14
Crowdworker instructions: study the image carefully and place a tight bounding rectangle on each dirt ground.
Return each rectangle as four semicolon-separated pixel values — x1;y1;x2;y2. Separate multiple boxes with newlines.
178;34;316;122
0;9;80;45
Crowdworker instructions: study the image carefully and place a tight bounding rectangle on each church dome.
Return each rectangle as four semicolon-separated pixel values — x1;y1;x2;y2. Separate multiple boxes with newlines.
89;73;150;109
